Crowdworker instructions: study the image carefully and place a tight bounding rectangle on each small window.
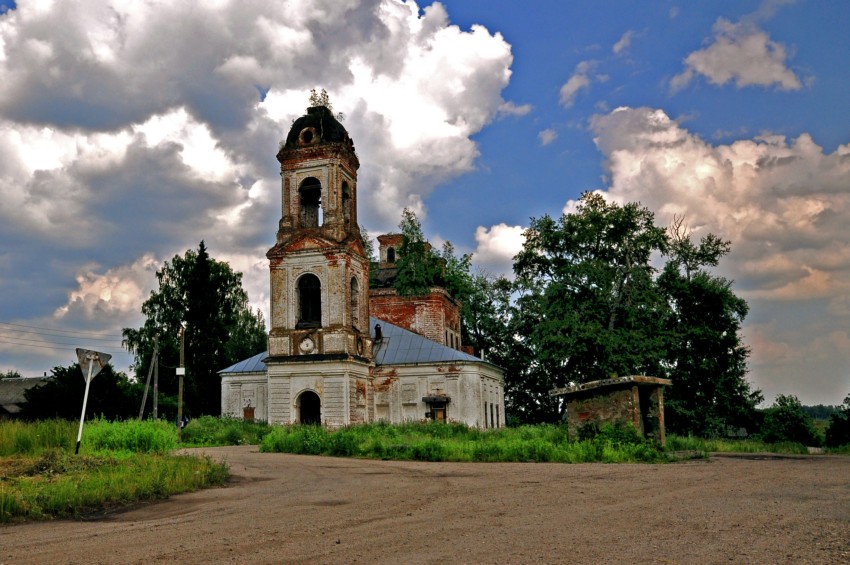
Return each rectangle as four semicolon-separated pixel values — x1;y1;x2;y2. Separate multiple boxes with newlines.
297;274;321;328
342;182;352;229
387;247;396;263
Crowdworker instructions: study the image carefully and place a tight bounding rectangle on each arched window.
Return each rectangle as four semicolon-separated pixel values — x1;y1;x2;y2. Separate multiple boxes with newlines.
387;247;396;263
350;277;359;329
299;177;322;228
342;182;352;229
297;274;321;328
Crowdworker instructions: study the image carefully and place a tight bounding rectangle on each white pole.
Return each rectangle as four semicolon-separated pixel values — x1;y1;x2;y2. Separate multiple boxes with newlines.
75;354;96;455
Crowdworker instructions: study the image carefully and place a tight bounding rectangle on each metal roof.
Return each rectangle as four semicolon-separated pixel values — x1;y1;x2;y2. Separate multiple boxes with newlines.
218;317;487;375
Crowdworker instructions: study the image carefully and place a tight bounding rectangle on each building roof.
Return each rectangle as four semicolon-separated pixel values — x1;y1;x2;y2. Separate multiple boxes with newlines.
0;377;50;414
219;317;490;375
549;376;673;398
282;105;350;149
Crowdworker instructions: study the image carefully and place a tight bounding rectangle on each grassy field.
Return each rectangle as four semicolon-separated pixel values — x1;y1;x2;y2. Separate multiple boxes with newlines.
259;421;666;463
1;418;228;523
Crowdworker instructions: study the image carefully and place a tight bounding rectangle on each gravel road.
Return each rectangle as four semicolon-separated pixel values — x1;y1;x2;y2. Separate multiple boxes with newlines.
2;446;849;564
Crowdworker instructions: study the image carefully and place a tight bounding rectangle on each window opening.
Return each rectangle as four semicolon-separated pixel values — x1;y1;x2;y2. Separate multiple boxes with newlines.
299;177;322;228
387;247;396;263
350;277;360;329
297;274;321;328
342;182;352;229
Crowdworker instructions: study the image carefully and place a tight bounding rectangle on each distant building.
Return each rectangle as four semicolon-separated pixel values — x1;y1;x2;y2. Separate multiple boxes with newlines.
0;376;50;419
220;104;505;428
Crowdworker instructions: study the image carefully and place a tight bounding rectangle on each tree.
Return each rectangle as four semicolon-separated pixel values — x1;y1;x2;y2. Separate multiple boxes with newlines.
510;192;670;422
658;217;761;436
825;394;850;447
394;208;442;296
19;363;140;421
2;369;23;379
122;242;266;417
759;395;821;446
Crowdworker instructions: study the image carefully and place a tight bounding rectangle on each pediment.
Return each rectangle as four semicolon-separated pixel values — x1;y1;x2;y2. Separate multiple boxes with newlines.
283;234;335;253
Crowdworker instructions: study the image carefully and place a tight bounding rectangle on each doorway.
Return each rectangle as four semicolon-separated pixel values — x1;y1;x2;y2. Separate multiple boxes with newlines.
297;390;321;425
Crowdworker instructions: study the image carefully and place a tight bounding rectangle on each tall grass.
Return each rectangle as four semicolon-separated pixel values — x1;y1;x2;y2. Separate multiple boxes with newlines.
1;450;227;522
0;419;229;523
181;415;272;447
260;421;664;463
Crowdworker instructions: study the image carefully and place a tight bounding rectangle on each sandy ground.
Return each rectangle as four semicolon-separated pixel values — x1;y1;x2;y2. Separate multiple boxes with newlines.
1;446;849;564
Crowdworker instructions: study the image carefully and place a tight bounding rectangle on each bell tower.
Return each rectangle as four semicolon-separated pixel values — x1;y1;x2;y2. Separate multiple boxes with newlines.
265;103;372;427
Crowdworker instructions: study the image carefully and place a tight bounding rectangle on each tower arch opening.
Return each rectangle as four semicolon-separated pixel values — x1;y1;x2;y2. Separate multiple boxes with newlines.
296;273;321;328
350;276;360;329
299;177;322;227
342;181;352;230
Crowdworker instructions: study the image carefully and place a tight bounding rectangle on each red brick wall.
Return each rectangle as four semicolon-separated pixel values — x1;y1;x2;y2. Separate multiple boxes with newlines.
369;288;461;348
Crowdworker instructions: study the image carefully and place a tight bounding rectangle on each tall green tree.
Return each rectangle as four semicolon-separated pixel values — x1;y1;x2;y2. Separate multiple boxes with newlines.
122;242;266;417
658;217;761;435
759;394;821;446
511;192;670;422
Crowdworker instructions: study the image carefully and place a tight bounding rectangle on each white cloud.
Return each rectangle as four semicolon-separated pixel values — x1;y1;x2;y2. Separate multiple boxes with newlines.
671;18;801;91
538;128;557;146
559;61;594;107
613;30;635;55
590;105;850;404
0;0;517;376
473;223;525;275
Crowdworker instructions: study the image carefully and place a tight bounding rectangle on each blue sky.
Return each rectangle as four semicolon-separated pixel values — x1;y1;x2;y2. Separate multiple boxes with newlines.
1;0;849;407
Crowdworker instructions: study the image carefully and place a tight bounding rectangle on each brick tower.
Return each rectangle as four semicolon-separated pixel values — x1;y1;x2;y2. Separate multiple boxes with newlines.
265;104;372;426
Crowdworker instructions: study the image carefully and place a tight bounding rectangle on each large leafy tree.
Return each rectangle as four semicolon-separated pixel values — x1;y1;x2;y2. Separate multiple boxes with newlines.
122;242;266;417
825;394;850;447
658;217;761;435
511;192;670;421
394;208;442;296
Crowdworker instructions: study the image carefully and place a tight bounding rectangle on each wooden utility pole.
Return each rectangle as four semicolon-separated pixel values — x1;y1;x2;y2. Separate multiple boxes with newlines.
177;326;185;442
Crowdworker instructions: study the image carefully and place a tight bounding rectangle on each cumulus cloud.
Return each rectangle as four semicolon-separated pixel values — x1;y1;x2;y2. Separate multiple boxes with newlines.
589;105;850;403
0;0;518;376
473;223;526;275
671;18;801;91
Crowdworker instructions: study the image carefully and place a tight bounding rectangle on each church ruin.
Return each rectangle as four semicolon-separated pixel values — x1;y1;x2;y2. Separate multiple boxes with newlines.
220;104;505;428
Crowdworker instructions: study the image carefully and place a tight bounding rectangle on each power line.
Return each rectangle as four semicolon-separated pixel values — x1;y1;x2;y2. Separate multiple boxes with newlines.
0;321;126;339
0;337;125;355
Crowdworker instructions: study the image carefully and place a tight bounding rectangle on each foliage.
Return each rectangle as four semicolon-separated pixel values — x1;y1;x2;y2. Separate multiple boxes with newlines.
505;195;759;432
260;421;665;463
0;419;76;456
759;395;822;446
510;192;670;422
122;241;266;417
802;404;839;420
360;223;376;262
394;208;442;296
1;369;23;379
825;394;850;447
308;88;344;121
18;363;141;421
180;415;273;447
84;418;177;454
659;216;761;436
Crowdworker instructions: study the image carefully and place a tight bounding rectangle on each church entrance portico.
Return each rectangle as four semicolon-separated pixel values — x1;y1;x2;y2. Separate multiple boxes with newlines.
297;390;321;425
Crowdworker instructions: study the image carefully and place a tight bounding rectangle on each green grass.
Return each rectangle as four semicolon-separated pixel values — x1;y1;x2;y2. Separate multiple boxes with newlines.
666;435;810;455
260;421;665;463
0;419;229;523
180;415;273;447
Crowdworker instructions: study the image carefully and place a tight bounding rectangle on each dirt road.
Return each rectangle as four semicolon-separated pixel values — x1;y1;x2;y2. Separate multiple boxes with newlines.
2;447;849;564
